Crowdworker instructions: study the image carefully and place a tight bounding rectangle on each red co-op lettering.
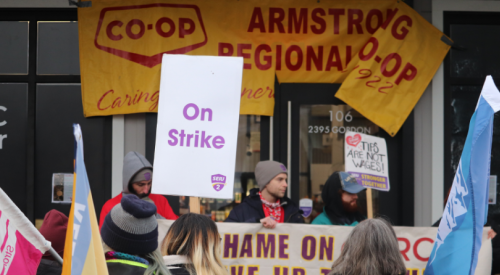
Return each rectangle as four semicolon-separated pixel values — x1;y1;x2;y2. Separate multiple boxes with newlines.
106;17;195;41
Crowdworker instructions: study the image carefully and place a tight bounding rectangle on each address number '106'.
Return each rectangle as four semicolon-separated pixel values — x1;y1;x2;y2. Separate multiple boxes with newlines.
329;110;353;122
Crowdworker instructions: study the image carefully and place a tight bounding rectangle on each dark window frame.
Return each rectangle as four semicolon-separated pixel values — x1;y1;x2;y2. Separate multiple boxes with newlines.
0;8;95;221
443;11;500;196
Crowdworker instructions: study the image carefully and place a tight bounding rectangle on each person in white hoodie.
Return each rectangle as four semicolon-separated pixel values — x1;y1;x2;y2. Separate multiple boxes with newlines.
99;151;177;230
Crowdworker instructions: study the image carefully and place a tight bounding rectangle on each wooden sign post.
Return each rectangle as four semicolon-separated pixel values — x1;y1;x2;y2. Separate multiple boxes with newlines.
366;188;373;219
189;197;201;214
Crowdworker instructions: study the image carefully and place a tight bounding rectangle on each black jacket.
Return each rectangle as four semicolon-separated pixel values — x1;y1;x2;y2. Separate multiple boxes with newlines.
168;265;192;275
107;260;147;275
36;259;62;275
225;188;304;223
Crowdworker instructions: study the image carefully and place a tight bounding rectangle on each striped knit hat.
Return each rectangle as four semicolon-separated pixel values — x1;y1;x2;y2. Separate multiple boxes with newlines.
101;194;158;255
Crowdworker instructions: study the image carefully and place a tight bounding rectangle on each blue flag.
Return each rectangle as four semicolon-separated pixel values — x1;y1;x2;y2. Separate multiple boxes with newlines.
425;76;500;275
61;124;108;275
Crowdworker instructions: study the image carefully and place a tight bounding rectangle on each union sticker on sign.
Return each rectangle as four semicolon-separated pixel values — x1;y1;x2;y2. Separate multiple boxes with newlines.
344;132;390;192
152;54;243;198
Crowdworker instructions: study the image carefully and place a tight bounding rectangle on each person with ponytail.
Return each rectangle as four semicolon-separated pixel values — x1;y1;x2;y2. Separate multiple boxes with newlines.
161;213;228;275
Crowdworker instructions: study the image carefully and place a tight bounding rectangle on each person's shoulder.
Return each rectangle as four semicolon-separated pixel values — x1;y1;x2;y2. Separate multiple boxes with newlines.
103;194;122;208
311;212;331;225
167;265;192;275
149;193;168;201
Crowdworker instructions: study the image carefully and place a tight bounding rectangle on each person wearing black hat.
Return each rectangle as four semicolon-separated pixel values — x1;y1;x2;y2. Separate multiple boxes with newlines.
312;171;366;226
101;194;171;275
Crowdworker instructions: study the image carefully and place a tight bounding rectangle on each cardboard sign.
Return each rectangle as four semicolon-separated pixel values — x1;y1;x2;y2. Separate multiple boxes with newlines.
152;54;243;198
344;132;390;191
299;198;313;218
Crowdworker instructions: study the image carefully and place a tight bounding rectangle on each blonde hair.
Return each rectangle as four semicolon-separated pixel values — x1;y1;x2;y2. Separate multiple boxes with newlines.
161;214;228;275
329;218;406;275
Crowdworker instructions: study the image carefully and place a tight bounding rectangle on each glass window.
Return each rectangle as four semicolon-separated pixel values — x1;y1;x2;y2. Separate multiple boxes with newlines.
450;25;500;79
180;115;261;220
299;104;380;223
37;22;80;75
450;85;500;208
0;22;29;74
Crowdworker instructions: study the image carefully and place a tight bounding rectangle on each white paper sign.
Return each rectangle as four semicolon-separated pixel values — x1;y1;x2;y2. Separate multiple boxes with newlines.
344;132;390;191
152;54;243;199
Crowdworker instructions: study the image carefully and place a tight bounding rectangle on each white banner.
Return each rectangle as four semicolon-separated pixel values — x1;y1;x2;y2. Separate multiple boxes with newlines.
152;54;243;199
158;220;492;275
345;132;390;191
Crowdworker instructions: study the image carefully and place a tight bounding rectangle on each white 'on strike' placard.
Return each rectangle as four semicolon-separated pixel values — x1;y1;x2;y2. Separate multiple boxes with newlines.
344;132;390;191
152;54;243;199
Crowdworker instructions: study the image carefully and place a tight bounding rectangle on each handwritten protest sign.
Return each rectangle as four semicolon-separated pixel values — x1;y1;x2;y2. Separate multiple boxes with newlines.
152;54;243;198
344;132;389;191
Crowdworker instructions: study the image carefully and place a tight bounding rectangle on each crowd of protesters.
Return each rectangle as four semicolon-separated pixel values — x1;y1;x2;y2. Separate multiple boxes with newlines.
35;151;499;275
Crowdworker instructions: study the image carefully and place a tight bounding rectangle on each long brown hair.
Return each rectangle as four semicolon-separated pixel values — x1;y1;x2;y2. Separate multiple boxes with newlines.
161;213;228;275
329;218;406;275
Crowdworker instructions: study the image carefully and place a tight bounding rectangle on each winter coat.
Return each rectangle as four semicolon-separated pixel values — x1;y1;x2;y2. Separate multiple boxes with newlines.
36;259;62;275
106;252;151;275
99;151;177;230
164;255;192;275
225;188;304;223
312;208;360;226
319;172;365;226
107;259;148;275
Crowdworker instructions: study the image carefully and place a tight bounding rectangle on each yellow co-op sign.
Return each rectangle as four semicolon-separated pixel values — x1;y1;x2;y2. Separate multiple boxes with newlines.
79;0;450;136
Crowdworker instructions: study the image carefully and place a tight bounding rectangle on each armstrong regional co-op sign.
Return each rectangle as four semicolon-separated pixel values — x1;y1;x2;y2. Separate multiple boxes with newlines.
78;0;451;136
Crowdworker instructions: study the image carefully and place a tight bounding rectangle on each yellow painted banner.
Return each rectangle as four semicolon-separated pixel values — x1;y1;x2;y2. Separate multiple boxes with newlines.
79;0;450;136
335;2;451;136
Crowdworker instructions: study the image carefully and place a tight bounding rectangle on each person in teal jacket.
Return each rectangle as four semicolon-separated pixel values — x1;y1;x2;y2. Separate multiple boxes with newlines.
312;171;366;226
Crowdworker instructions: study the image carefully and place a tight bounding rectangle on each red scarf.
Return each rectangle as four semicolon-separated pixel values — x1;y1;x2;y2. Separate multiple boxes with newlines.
259;191;284;223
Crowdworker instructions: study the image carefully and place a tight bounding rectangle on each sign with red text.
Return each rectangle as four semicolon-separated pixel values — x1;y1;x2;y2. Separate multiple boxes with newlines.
78;0;450;137
345;132;389;191
151;54;243;198
335;3;451;136
157;221;492;275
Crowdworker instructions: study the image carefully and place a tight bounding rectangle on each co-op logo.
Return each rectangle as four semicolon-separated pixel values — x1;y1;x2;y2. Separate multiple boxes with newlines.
94;4;208;68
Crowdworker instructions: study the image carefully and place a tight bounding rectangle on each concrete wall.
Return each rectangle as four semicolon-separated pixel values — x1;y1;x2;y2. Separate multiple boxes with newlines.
413;0;434;226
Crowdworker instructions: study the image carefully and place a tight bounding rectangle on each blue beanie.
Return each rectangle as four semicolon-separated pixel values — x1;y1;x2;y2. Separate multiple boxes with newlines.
101;194;158;255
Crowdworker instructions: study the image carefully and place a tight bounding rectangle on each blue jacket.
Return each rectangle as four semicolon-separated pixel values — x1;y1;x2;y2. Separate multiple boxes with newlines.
225;188;304;223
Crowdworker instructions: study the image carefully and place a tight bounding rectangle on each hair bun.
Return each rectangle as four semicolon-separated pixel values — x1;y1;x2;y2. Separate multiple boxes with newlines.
121;194;157;218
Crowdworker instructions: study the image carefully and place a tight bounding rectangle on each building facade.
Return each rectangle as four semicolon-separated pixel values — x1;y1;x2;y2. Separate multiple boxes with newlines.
0;0;498;228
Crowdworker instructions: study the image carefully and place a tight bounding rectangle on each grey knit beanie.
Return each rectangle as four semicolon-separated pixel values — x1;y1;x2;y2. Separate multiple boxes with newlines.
101;194;158;255
255;160;288;190
131;168;153;184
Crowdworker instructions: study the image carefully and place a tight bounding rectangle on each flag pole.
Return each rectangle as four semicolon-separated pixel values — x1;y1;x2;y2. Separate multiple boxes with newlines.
48;247;63;265
189;197;201;214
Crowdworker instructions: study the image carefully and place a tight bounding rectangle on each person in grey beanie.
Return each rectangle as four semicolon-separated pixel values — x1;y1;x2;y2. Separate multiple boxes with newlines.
225;160;303;227
101;194;171;275
99;151;178;230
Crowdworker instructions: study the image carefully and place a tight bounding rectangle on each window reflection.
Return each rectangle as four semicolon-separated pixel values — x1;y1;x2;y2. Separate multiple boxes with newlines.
299;105;379;223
